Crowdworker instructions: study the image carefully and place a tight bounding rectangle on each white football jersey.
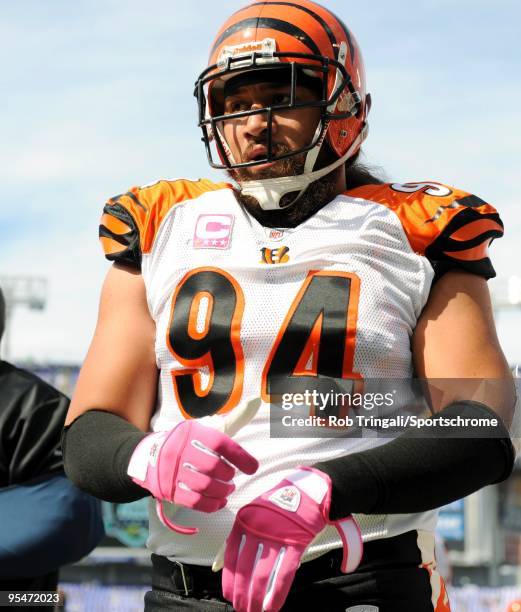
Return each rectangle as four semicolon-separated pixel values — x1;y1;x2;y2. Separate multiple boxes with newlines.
100;177;502;565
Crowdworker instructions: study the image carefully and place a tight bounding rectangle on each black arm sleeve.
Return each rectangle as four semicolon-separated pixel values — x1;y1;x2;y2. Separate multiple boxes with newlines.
62;410;148;503
315;401;515;521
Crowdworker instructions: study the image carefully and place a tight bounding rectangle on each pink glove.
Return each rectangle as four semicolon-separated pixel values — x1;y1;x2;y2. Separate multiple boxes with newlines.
127;420;259;535
216;466;362;612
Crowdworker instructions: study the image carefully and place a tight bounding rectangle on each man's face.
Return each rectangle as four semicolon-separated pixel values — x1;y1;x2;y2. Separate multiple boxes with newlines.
219;80;322;181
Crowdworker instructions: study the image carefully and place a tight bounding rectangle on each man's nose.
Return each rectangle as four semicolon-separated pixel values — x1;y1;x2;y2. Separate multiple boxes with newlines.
244;104;275;138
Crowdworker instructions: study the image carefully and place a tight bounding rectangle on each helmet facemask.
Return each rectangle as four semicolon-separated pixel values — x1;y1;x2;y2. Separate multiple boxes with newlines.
195;43;365;210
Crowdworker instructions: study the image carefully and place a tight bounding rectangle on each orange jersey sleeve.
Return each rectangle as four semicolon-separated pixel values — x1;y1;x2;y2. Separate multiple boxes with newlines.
98;178;232;270
347;181;504;279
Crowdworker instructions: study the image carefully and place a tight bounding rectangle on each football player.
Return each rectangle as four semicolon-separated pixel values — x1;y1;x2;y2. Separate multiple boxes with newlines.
63;1;516;610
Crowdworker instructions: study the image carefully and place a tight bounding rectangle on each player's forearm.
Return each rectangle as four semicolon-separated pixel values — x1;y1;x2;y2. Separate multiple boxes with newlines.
315;400;515;520
62;409;148;503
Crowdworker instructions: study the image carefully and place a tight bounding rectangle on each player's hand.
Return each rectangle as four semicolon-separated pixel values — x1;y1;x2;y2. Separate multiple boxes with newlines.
127;417;259;534
213;466;363;612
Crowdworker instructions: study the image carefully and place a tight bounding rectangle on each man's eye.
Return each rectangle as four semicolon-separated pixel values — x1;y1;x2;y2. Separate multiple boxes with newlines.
272;93;290;106
225;100;248;114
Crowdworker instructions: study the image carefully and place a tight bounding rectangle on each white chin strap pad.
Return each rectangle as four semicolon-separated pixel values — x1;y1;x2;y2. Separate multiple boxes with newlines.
238;127;368;211
240;172;318;211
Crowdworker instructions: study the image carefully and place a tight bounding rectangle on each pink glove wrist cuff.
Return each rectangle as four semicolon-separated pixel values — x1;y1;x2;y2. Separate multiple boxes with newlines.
281;466;363;573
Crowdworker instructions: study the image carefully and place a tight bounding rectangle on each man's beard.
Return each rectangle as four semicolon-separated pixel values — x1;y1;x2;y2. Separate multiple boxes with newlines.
228;145;341;228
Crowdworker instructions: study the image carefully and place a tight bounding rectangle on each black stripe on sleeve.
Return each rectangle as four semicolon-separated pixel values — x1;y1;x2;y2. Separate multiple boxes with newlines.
99;203;142;270
425;208;503;280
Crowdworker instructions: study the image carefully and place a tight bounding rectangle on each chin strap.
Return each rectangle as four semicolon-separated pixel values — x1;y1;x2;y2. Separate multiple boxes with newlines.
239;123;368;210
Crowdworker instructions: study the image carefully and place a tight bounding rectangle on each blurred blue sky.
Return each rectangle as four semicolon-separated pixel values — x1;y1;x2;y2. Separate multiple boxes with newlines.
0;0;520;363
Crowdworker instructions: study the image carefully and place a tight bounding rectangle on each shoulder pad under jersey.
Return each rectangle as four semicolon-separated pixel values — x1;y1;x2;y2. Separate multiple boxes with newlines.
346;181;503;279
98;178;232;270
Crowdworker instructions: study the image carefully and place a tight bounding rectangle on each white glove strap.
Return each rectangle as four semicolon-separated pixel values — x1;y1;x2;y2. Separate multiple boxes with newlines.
285;469;330;505
127;431;167;481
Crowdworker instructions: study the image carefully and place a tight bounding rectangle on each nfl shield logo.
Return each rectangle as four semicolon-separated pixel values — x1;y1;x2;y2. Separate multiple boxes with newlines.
266;228;285;241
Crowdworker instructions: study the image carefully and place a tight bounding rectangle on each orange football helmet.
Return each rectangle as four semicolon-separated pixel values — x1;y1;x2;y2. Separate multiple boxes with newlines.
194;0;371;209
